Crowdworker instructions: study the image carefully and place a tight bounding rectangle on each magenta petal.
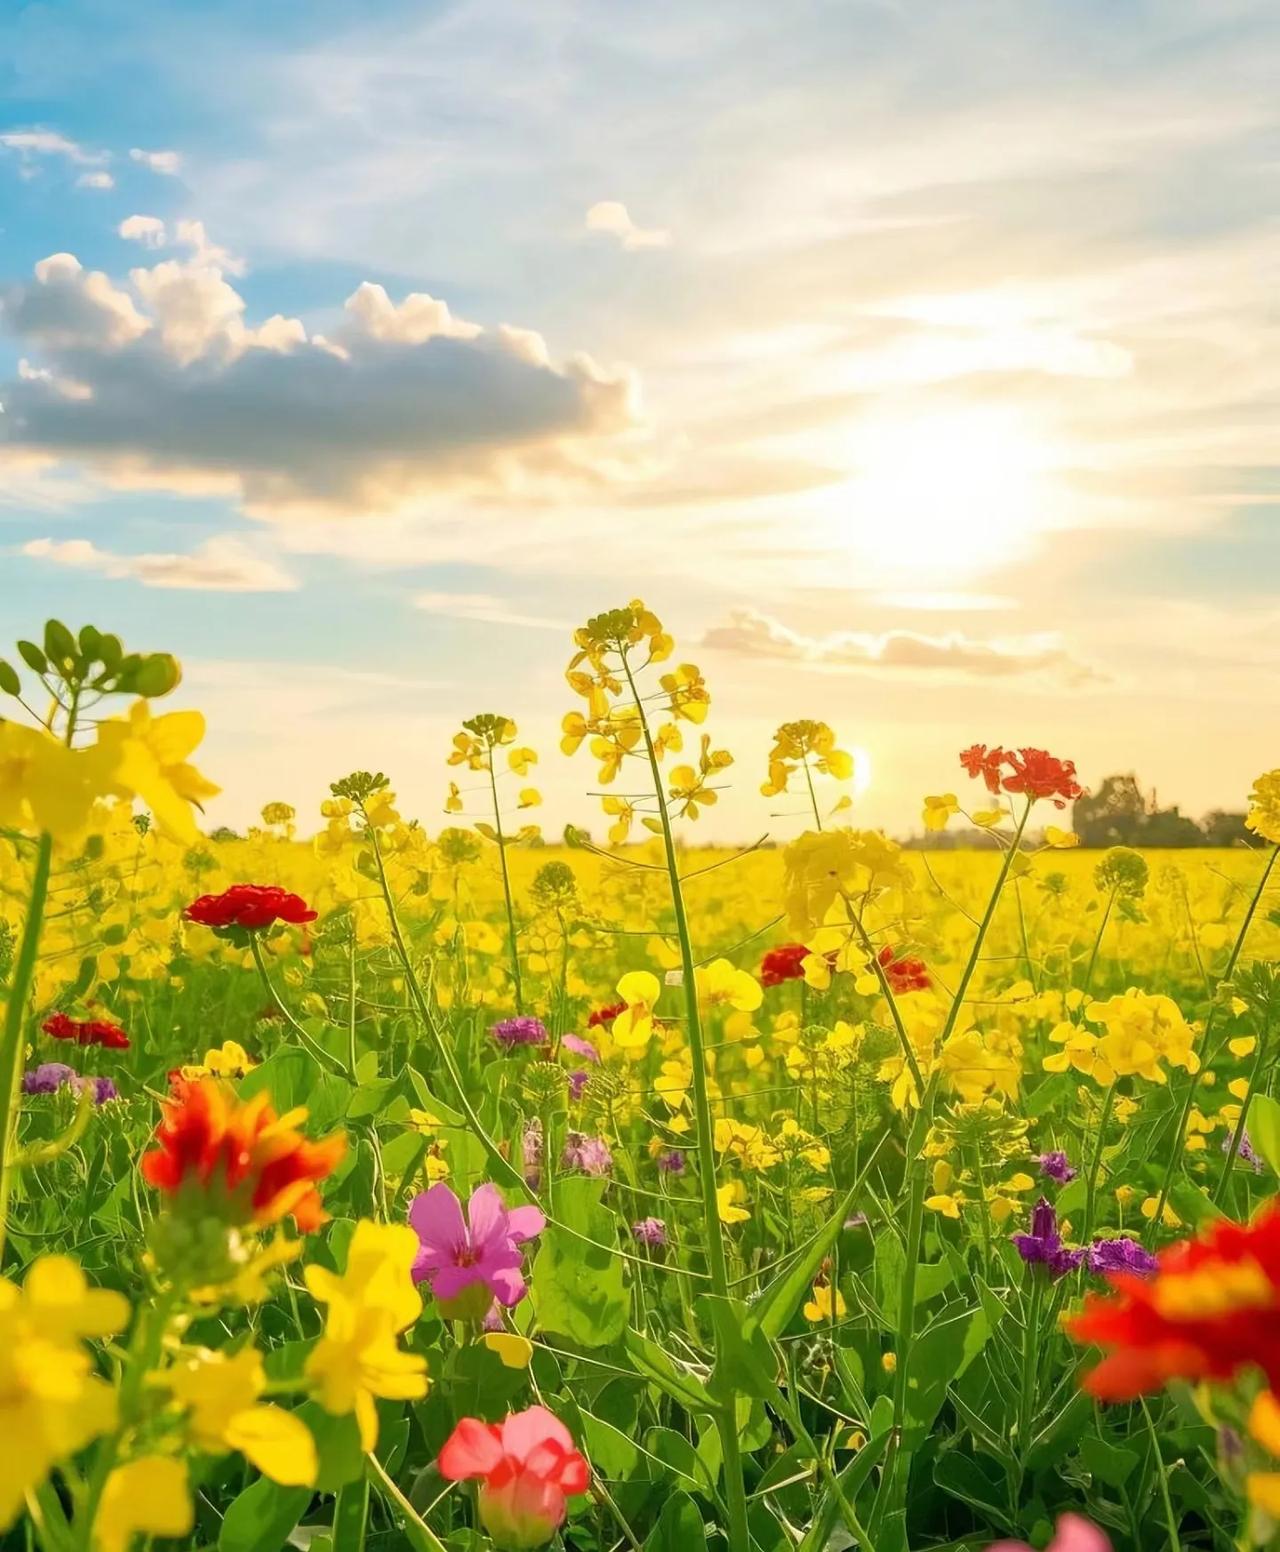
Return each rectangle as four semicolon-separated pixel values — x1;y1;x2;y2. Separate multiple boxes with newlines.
467;1182;507;1250
488;1265;527;1306
431;1263;480;1301
506;1204;546;1243
409;1184;468;1256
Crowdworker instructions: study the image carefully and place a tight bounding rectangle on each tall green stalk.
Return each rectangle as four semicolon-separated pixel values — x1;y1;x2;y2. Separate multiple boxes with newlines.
484;746;525;1015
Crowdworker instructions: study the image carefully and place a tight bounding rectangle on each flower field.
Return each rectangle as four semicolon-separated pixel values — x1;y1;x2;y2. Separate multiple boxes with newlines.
3;607;1280;1552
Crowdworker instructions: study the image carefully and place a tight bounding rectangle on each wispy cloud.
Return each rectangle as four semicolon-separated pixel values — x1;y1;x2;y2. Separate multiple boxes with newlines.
1;129;104;166
585;201;671;250
129;147;182;175
413;591;572;631
21;534;298;591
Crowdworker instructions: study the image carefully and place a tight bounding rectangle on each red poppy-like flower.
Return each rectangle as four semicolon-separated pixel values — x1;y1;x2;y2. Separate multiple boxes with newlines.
42;1012;130;1050
439;1405;589;1548
185;884;317;931
587;1002;626;1029
959;744;1083;810
760;942;810;987
1067;1201;1280;1400
878;945;930;994
141;1078;345;1232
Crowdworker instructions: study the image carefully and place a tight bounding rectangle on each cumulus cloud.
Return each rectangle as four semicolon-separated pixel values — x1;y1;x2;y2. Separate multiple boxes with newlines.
76;171;115;191
1;129;103;165
585;201;670;250
0;239;637;518
702;608;1105;686
129;147;182;175
21;533;297;591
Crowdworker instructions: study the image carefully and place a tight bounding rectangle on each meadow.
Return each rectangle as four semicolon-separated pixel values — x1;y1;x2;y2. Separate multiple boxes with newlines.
2;606;1280;1552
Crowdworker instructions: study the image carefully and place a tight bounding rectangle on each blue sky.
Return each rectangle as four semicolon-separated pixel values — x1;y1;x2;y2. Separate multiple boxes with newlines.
2;0;1277;836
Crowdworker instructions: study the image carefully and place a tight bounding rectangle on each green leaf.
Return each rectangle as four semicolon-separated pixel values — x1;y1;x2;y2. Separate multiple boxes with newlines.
530;1177;629;1347
1081;1434;1140;1489
624;1328;716;1414
698;1293;778;1403
295;1401;366;1491
43;619;77;668
644;1491;705;1550
0;660;18;697
17;640;48;674
1248;1093;1280;1175
745;1181;861;1341
217;1477;310;1552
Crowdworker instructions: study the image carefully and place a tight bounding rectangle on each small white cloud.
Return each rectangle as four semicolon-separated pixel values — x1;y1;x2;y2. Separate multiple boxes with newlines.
413;591;571;631
118;214;167;248
129;147;182;176
75;171;115;191
21;533;298;592
585;200;671;251
173;218;245;276
702;608;1105;686
1;129;102;166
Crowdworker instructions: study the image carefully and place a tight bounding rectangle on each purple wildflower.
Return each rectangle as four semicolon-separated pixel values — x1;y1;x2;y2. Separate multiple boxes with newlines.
1012;1198;1084;1279
1038;1150;1077;1185
522;1119;543;1191
1223;1128;1265;1174
1086;1236;1158;1277
23;1062;77;1095
561;1132;613;1177
491;1016;549;1049
560;1034;599;1064
656;1149;686;1175
632;1217;667;1248
567;1069;590;1101
408;1182;545;1319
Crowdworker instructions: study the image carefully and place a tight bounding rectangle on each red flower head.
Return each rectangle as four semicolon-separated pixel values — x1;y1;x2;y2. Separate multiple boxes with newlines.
42;1012;130;1050
760;942;810;988
959;744;1083;810
439;1405;589;1548
185;884;318;932
878;945;930;995
141;1078;345;1233
1067;1201;1280;1400
587;1002;626;1030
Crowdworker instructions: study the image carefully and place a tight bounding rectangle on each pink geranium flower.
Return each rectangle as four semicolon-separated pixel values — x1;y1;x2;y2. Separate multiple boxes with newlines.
989;1514;1111;1552
439;1404;589;1549
408;1182;544;1320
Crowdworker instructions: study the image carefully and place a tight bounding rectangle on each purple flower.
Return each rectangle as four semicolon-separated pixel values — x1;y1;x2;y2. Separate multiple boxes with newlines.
1086;1236;1158;1277
560;1034;599;1064
1038;1150;1077;1185
490;1016;549;1049
632;1217;667;1248
562;1132;613;1177
522;1120;543;1190
657;1149;686;1175
1012;1198;1084;1279
23;1062;76;1095
567;1070;590;1101
408;1182;545;1319
1224;1128;1265;1174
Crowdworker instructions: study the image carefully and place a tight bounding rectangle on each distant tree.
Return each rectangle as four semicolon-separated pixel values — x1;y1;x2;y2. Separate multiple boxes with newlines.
1201;809;1251;847
1073;774;1147;847
208;825;241;843
1140;806;1203;847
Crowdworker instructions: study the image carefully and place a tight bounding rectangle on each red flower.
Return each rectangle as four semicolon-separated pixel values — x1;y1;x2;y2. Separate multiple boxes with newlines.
141;1078;345;1232
439;1405;589;1548
185;884;317;931
878;945;930;994
1067;1201;1280;1400
760;942;810;987
587;1002;626;1029
959;744;1083;810
42;1012;130;1050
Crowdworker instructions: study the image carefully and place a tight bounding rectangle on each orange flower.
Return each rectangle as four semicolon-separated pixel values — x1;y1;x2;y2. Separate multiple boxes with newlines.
1068;1201;1280;1401
142;1079;345;1232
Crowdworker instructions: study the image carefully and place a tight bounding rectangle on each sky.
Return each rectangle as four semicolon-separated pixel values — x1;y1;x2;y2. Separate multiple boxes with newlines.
1;0;1277;841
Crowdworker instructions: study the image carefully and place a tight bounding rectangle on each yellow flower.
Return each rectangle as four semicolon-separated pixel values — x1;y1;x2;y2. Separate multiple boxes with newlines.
482;1332;534;1370
715;1119;779;1171
0;1256;128;1529
881;1352;897;1374
163;1347;317;1486
96;701;219;843
304;1221;429;1450
94;1457;193;1552
695;957;763;1014
613;970;660;1051
1043;825;1080;849
1246;768;1280;845
182;1039;256;1081
716;1182;751;1224
0;721;119;841
922;793;959;831
803;1281;846;1322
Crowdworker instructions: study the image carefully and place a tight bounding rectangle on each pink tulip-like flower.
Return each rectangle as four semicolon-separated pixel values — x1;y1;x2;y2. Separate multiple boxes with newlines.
439;1405;589;1549
408;1182;544;1320
989;1513;1111;1552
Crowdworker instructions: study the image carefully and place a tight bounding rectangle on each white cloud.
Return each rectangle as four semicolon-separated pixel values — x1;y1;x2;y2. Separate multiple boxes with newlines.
118;214;167;248
702;608;1105;686
585;200;671;250
413;591;572;631
21;533;298;592
1;129;103;165
129;147;182;176
75;171;115;191
1;244;639;518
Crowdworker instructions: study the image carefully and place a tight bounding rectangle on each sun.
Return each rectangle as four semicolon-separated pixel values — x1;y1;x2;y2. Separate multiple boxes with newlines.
832;404;1061;586
849;745;873;798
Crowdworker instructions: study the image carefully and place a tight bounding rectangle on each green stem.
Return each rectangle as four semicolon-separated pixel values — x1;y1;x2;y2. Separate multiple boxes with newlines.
1017;1271;1046;1452
619;650;749;1552
0;829;54;1259
802;757;823;831
486;752;524;1014
1213;1018;1271;1205
1081;1080;1117;1244
248;935;351;1081
1140;1398;1181;1552
366;1452;448;1552
1081;889;1116;995
333;1472;370;1551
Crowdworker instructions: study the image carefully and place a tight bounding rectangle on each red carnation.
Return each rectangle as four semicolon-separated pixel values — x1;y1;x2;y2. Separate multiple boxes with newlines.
587;1002;627;1029
959;743;1083;810
186;884;318;931
42;1012;130;1050
878;945;930;995
760;942;810;987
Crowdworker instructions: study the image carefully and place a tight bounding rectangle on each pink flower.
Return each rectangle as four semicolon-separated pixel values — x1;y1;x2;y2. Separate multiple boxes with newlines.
989;1513;1111;1552
439;1405;589;1549
408;1182;545;1320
